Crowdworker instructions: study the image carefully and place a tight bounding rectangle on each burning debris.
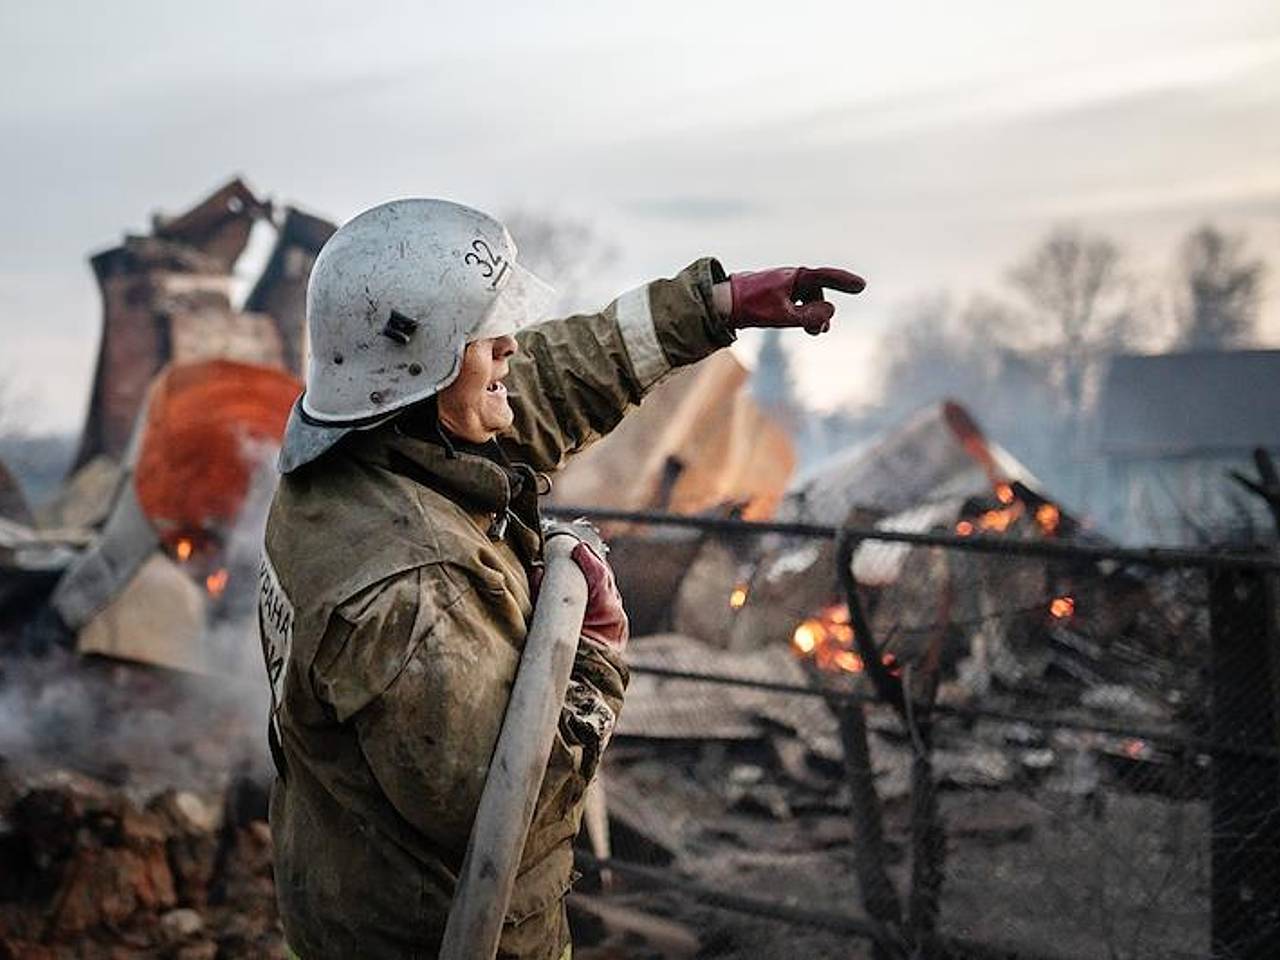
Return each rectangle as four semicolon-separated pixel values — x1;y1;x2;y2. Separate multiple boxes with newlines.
0;644;280;957
0;178;1253;959
0;179;311;958
52;359;297;677
789;602;900;678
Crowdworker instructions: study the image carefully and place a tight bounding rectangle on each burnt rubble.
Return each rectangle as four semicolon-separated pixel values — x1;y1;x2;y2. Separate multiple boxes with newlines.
2;179;1275;958
0;650;279;959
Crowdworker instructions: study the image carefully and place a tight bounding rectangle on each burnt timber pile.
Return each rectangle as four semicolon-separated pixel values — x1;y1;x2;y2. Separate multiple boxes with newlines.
567;404;1235;959
0;654;281;960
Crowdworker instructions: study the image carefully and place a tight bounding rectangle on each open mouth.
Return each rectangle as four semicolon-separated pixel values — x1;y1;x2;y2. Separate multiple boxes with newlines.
485;379;507;397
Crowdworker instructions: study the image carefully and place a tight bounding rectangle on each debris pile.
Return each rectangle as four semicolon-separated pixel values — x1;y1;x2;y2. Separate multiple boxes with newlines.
0;770;281;960
0;649;279;959
0;177;1241;958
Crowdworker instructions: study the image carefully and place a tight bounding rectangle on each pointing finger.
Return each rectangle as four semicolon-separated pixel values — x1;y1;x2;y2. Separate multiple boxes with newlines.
796;267;866;296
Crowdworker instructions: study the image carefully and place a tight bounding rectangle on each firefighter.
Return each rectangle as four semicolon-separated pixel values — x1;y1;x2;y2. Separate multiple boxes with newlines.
258;198;864;959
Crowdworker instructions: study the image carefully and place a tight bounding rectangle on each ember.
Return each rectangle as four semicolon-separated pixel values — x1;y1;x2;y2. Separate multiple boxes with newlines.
792;621;819;654
977;503;1023;533
205;569;230;598
1049;595;1075;619
1122;738;1152;761
729;584;749;610
791;604;864;674
996;482;1015;505
175;538;194;563
1035;503;1061;536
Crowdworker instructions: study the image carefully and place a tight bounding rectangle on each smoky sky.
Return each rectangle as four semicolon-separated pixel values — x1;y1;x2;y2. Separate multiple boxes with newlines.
2;1;1278;432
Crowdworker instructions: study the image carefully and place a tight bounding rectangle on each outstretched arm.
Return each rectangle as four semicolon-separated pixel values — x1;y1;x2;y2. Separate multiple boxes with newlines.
500;258;731;472
500;259;864;472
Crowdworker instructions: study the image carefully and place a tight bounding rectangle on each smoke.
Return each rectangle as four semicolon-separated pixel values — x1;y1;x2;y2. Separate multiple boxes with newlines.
0;646;268;799
202;441;278;688
0;437;282;797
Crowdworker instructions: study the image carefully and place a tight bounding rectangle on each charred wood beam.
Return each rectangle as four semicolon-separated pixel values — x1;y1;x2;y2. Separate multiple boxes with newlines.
907;607;948;953
906;720;944;955
544;505;1280;572
830;697;906;960
836;529;906;717
835;529;949;957
624;663;1280;762
573;853;1076;960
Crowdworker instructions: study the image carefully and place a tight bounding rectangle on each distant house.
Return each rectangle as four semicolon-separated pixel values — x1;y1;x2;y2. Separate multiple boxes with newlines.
1096;350;1280;545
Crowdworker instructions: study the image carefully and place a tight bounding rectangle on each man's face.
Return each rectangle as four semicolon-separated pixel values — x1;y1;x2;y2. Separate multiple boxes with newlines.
437;334;518;443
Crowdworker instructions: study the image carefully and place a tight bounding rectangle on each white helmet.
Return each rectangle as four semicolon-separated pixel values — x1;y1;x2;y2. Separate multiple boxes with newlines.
278;198;555;472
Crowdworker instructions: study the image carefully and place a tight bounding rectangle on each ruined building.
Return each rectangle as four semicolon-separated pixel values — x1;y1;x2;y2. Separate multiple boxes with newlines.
72;178;334;471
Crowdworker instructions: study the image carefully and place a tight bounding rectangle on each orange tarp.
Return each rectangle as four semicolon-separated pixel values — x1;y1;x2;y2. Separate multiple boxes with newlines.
133;359;300;543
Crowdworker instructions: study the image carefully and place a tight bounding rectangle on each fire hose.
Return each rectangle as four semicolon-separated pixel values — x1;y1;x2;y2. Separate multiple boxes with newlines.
438;533;588;960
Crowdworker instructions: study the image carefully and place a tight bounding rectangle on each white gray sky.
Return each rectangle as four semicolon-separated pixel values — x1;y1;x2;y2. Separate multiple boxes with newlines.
2;0;1278;433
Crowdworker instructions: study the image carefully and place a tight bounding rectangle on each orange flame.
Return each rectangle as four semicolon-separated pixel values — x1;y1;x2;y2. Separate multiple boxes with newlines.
790;603;889;675
792;604;859;672
1122;738;1150;760
832;650;864;673
205;569;229;598
1049;595;1075;619
793;621;820;654
729;584;749;610
1035;503;1061;536
978;502;1023;532
956;498;1026;537
175;538;194;563
995;483;1015;505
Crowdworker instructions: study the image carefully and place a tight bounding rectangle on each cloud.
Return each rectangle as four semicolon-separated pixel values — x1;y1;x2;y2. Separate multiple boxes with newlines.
622;196;761;222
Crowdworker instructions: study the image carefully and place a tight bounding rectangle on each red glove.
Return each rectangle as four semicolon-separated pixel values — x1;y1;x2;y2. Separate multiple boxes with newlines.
729;266;866;335
570;541;629;651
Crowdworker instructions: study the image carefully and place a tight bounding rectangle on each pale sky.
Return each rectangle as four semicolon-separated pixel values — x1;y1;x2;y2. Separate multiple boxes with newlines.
2;1;1278;433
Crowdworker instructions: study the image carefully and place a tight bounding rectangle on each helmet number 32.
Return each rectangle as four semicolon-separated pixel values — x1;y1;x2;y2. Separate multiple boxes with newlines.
464;238;510;290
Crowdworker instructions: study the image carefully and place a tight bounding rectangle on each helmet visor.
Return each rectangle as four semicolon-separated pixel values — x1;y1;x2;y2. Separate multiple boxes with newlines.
470;260;557;341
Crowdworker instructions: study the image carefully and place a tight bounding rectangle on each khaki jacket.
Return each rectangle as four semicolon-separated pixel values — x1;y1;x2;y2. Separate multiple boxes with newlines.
260;259;732;959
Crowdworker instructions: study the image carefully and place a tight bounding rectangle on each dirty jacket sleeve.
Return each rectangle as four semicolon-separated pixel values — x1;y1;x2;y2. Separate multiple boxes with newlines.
315;565;627;857
502;257;734;472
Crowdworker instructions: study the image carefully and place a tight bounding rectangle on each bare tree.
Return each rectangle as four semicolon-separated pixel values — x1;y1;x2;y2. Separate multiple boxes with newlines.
0;366;25;439
1175;224;1265;350
878;293;1065;476
1007;227;1133;431
881;294;994;406
501;210;619;315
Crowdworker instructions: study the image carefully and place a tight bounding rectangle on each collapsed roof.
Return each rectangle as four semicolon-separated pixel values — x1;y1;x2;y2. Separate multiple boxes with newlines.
779;400;1041;524
676;400;1057;653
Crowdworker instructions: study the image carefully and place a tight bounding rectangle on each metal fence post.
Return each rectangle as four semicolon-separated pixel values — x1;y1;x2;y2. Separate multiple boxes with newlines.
1209;563;1280;959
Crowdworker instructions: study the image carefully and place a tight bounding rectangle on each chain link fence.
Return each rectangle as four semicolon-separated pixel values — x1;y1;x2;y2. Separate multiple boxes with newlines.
550;507;1280;960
